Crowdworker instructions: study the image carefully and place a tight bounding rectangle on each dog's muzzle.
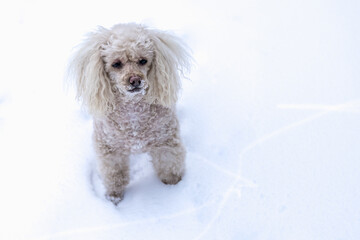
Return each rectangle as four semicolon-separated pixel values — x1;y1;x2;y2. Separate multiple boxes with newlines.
127;75;147;94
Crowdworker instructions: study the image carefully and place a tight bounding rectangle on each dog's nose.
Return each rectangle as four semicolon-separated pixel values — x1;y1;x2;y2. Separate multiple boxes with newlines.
129;76;141;88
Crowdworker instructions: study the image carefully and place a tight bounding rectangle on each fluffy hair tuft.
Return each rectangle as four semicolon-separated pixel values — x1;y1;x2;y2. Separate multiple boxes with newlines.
68;27;115;116
146;29;193;107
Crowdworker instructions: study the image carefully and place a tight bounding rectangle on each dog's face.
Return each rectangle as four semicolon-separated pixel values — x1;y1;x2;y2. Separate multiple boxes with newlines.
70;23;191;115
101;36;155;97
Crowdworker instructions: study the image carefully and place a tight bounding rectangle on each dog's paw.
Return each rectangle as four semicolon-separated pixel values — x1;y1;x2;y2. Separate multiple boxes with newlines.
106;191;124;205
161;174;182;185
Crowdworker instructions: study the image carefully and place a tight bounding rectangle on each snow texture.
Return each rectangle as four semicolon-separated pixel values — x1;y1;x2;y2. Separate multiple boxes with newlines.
0;0;359;239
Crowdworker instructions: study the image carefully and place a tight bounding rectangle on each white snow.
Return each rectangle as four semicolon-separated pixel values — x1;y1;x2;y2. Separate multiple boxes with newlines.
0;0;360;239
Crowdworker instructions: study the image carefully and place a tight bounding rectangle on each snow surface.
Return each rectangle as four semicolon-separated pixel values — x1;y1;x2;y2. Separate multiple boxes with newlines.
1;0;360;239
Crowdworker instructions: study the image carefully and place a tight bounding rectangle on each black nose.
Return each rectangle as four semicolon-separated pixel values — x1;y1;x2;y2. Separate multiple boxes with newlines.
129;76;141;88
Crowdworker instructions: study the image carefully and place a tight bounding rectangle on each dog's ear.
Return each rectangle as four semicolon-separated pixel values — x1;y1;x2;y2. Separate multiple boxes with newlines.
147;29;192;107
68;27;114;116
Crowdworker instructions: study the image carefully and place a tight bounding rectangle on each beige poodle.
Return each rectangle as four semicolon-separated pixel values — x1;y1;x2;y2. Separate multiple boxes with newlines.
68;23;192;205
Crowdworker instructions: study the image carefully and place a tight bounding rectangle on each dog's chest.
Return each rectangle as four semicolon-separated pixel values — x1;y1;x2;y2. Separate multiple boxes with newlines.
120;104;156;138
98;102;175;152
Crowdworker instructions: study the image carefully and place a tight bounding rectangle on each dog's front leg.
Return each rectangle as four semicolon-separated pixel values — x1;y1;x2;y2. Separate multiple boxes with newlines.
97;152;130;205
150;143;185;185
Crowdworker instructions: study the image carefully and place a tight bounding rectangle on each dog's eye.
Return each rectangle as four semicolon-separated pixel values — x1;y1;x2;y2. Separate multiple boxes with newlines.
139;59;147;65
111;61;122;69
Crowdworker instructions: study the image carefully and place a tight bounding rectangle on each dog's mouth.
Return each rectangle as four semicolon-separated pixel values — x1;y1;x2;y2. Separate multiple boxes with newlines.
128;87;143;93
125;84;148;95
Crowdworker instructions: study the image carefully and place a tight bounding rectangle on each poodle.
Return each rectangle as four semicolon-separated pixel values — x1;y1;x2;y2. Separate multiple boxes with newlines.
68;23;192;205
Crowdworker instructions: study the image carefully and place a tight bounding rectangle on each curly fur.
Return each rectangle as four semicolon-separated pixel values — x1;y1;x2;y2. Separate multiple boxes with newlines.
68;23;192;204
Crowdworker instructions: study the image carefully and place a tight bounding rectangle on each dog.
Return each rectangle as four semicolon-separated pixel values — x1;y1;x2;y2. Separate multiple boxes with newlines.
68;23;192;204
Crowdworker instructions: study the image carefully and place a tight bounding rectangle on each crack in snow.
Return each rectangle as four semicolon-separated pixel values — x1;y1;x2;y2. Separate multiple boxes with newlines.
193;99;360;240
31;200;216;240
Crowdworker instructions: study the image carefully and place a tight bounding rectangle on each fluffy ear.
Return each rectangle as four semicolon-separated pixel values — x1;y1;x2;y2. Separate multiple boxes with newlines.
68;27;113;116
147;29;192;107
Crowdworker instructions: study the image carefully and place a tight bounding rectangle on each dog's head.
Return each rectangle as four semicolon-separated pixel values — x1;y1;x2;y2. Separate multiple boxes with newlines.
69;23;192;116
